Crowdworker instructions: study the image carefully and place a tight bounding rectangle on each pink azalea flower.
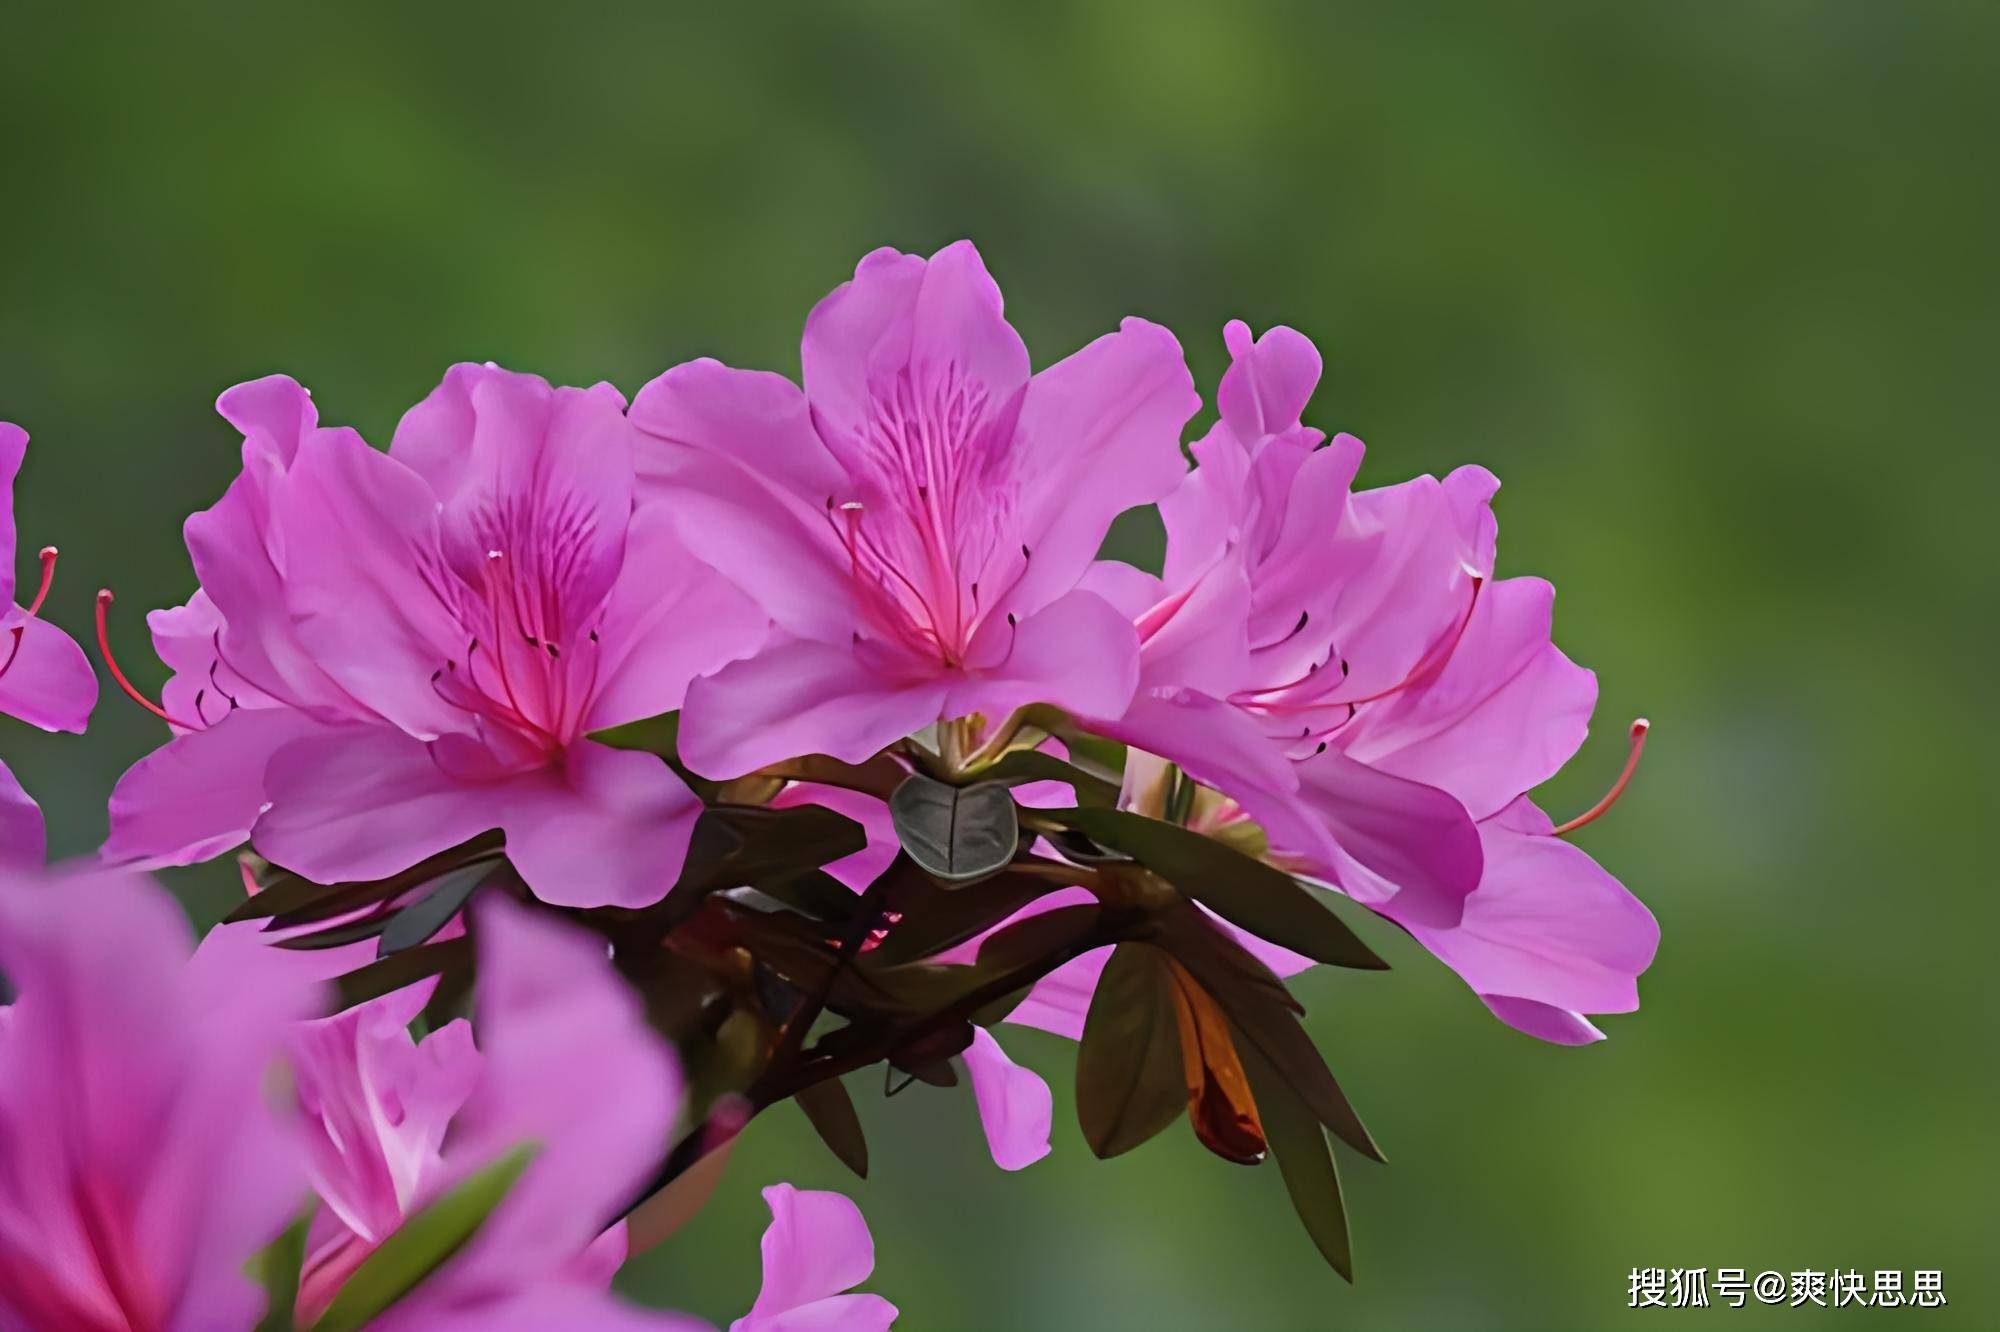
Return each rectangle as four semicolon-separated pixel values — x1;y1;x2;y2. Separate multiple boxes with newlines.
0;862;316;1330
1082;322;1657;1040
289;895;704;1329
1;422;99;860
103;367;765;908
732;1184;897;1332
630;241;1198;779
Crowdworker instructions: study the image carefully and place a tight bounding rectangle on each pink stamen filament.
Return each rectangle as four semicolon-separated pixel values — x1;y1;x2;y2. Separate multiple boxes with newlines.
94;589;199;730
24;546;57;616
1551;719;1650;837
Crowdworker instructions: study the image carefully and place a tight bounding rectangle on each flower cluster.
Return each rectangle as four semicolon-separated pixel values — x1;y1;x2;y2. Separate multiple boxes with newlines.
2;239;1656;1324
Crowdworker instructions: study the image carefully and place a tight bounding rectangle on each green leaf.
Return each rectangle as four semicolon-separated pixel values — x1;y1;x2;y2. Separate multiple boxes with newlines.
673;804;868;898
1040;807;1386;970
888;774;1019;883
866;866;1061;966
333;936;472;1013
1075;943;1188;1158
250;1203;314;1332
1162;911;1384;1163
1237;1023;1354;1280
377;860;506;958
971;748;1120;806
231;835;504;926
796;1077;869;1178
588;710;683;758
311;1143;538;1332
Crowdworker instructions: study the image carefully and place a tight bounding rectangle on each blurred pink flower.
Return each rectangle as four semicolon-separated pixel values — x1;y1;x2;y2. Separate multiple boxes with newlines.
103;367;765;907
294;896;703;1329
632;241;1198;778
732;1184;897;1332
0;863;315;1329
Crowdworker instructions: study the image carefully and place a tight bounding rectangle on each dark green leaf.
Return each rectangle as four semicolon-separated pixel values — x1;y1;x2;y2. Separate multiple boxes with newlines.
740;869;866;924
588;711;683;759
674;804;868;898
273;911;398;951
377;861;506;958
1238;1023;1354;1281
333;937;472;1012
1165;917;1384;1163
231;836;504;926
795;1078;869;1178
1076;943;1188;1158
888;774;1019;883
250;1204;314;1332
973;748;1120;806
310;1143;537;1332
1040;807;1386;970
865;868;1060;966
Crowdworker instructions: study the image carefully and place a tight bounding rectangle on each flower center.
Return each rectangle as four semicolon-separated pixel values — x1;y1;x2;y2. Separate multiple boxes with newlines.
822;366;1019;668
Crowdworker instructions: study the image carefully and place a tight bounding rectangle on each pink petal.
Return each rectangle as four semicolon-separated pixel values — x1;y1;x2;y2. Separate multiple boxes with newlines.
0;613;97;734
1389;799;1658;1036
215;373;318;469
0;758;41;866
740;1293;899;1331
252;723;501;882
1003;317;1200;616
802;242;1028;449
496;741;703;909
960;1028;1053;1171
585;501;769;731
632;356;848;502
1003;945;1110;1041
437;896;683;1298
273;432;468;739
947;589;1140;731
1215;320;1322;445
1337;576;1597;820
0;865;316;1329
392;366;635;637
741;1184;885;1324
103;708;332;868
1292;747;1483;927
0;423;25;604
679;636;949;779
770;782;897;892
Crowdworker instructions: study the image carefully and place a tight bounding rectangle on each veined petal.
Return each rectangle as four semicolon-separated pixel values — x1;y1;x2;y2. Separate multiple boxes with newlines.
496;741;703;910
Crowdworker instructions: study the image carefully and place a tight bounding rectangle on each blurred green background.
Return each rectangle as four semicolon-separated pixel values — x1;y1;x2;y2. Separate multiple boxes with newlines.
3;2;1992;1327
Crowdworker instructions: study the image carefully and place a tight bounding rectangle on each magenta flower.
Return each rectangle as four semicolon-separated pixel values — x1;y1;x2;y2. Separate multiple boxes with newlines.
0;862;315;1330
103;367;765;907
1084;322;1657;1039
733;1184;897;1332
293;895;705;1329
1;422;98;860
631;241;1198;778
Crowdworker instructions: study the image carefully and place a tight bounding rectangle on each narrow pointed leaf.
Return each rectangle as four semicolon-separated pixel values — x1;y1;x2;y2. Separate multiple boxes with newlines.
1167;922;1384;1162
867;868;1061;966
1042;807;1385;970
796;1078;870;1178
333;936;472;1013
1076;943;1187;1158
310;1144;536;1332
377;861;505;958
888;774;1019;883
1238;1025;1354;1281
250;1204;313;1332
